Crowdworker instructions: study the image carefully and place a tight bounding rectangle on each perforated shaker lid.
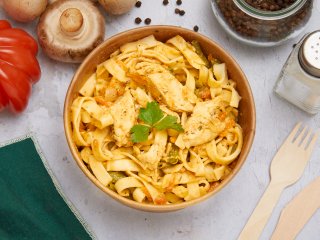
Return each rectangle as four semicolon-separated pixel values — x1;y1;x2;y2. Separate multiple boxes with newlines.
298;30;320;78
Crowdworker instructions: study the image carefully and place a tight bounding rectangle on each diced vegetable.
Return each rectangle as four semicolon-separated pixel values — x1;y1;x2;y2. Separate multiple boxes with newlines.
109;171;127;183
167;145;180;164
191;40;210;68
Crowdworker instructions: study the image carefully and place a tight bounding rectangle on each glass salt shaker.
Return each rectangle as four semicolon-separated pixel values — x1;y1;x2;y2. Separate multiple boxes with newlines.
274;30;320;114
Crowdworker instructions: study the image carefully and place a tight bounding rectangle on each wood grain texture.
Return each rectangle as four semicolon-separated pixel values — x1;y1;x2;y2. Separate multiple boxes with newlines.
271;176;320;240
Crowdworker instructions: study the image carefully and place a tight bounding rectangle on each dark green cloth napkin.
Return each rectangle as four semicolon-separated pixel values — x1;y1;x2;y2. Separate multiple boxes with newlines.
0;137;93;240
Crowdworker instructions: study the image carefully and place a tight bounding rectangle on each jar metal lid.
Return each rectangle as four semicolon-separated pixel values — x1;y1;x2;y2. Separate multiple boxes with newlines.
298;30;320;78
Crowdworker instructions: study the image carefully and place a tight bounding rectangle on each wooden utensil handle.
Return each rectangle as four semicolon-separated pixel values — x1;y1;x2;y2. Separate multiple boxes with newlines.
271;176;320;240
238;182;284;240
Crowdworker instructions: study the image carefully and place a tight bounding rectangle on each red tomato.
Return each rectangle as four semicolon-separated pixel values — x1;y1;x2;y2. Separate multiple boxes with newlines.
0;20;41;113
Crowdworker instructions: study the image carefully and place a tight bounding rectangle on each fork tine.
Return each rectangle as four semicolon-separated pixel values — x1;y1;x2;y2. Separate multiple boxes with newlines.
300;129;312;147
294;126;308;144
306;132;319;152
285;122;302;143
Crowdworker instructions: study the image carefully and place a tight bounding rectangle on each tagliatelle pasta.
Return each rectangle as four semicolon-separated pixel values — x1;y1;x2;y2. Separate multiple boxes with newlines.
71;35;243;205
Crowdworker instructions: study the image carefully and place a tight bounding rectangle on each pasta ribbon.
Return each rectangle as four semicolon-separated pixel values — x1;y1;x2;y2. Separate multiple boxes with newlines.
80;147;92;164
71;97;91;147
89;155;112;186
127;171;166;204
79;73;96;97
120;35;161;53
182;68;197;104
206;125;243;165
133;188;146;203
167;35;205;69
91;128;113;161
104;58;129;83
213;63;228;83
106;159;141;172
142;50;184;65
82;99;113;129
115;177;143;197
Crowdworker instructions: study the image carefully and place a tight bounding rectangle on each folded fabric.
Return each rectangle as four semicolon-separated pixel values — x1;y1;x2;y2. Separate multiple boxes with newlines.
0;136;94;240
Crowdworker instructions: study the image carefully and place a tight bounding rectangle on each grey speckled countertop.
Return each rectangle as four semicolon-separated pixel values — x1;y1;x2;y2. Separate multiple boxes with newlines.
1;1;320;239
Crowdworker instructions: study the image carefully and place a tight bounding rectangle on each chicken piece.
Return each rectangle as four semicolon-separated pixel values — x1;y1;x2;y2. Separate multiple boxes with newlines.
192;100;216;119
110;91;136;146
183;101;225;147
148;71;194;112
183;118;217;148
130;87;153;108
138;130;168;171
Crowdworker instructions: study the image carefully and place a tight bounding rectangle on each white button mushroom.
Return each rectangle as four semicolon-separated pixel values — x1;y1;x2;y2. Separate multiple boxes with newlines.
98;0;137;15
48;0;98;4
1;0;48;22
37;0;105;63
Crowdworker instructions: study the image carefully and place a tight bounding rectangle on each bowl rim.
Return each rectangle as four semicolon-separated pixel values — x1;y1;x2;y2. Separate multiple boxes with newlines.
64;25;256;212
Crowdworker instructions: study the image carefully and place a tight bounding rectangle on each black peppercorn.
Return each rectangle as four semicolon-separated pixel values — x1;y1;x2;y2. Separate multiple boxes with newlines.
176;0;182;5
144;18;151;25
179;10;185;16
163;0;169;5
175;8;180;14
193;25;199;32
135;17;142;24
135;1;142;8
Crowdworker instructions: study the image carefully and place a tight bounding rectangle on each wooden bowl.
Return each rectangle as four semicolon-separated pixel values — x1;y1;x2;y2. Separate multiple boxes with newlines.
64;26;256;212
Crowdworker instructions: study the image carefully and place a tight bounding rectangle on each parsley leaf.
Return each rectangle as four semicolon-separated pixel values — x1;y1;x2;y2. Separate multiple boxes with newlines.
130;101;184;143
154;115;184;132
130;125;150;143
138;101;164;126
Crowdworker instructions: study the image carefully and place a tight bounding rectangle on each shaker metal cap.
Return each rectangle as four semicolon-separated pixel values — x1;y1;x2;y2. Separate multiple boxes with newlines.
299;30;320;78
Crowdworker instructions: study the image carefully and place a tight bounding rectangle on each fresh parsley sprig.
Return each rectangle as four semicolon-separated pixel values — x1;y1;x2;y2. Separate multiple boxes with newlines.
130;101;184;143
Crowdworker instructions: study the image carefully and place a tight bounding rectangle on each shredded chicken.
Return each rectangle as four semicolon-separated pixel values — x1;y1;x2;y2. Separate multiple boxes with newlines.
110;91;136;146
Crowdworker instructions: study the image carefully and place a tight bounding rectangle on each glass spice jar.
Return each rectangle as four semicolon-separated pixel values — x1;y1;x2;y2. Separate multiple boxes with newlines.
211;0;313;47
274;30;320;114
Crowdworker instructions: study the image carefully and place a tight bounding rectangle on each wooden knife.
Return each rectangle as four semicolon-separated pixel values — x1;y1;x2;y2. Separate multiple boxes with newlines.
271;176;320;240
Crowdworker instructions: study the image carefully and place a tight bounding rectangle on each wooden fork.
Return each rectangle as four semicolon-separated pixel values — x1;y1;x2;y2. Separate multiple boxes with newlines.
238;123;318;240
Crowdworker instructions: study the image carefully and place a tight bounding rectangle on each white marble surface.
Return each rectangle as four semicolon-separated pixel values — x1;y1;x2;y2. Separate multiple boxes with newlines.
1;1;320;240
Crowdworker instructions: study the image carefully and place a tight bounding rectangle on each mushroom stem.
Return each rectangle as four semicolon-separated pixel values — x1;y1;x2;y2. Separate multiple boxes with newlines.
59;8;84;37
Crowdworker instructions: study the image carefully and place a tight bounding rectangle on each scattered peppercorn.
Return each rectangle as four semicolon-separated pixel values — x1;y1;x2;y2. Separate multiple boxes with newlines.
163;0;169;5
176;0;182;5
135;17;142;24
135;1;142;8
175;8;180;14
193;25;199;32
179;10;185;16
144;18;151;25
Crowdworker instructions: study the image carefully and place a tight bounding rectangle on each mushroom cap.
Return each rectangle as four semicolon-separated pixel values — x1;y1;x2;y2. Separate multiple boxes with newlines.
48;0;98;4
2;0;48;22
98;0;136;15
37;0;105;63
